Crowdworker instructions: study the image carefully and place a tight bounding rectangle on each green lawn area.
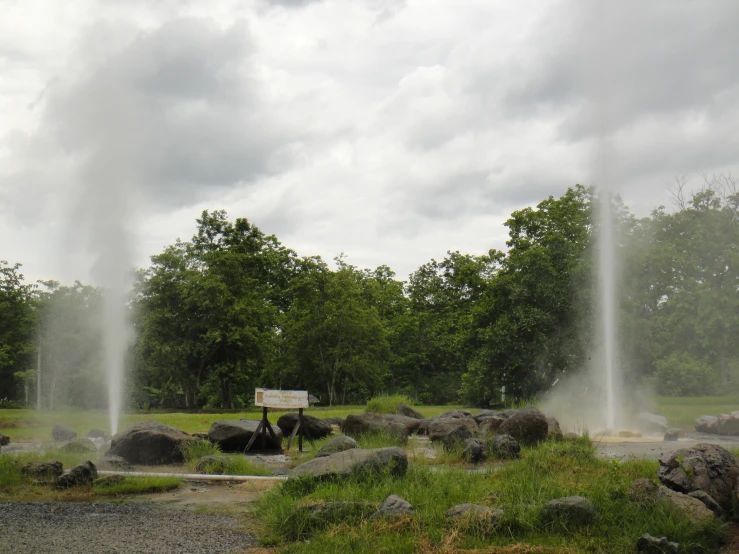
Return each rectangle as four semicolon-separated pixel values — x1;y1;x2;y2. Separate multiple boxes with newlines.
0;405;466;442
1;395;737;441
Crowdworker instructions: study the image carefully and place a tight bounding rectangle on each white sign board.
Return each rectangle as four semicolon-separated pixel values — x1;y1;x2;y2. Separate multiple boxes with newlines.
254;388;309;409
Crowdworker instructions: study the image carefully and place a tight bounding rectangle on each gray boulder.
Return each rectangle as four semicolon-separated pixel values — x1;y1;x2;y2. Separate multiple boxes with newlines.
383;414;423;435
663;429;681;442
397;404;424;420
85;429;109;440
718;412;739;435
446;503;503;523
55;460;97;489
657;443;739;511
207;419;283;452
372;495;414;518
473;410;500;424
0;433;9;446
441;425;473;451
694;415;719;434
290;447;408;481
60;438;97;453
656;486;714;523
276;413;333;439
438;409;472;419
195;455;231;474
636;412;669;434
546;417;563;440
628;478;658;503
540;496;597;527
52;424;77;441
479;417;506;437
428;418;478;441
97;455;133;471
315;435;358;458
462;438;486;463
491;434;521;459
21;461;63;481
343;413;392;435
636;534;679;554
108;420;197;464
498;407;548;445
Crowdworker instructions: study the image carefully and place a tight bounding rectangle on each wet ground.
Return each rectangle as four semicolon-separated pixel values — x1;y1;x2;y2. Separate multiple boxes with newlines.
592;432;739;461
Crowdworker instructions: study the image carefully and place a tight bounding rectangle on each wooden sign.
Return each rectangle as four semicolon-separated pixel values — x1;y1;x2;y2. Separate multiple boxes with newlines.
254;388;309;409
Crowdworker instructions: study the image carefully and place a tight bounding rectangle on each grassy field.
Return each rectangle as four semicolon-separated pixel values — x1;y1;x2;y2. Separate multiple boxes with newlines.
256;438;726;553
0;405;465;442
1;395;738;441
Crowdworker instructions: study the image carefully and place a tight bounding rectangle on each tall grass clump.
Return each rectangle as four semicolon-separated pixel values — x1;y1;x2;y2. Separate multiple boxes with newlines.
256;437;727;553
181;438;222;462
365;394;414;414
0;455;23;490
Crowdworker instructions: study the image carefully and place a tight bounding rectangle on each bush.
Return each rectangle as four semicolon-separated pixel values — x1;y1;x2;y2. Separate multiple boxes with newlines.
365;395;414;414
653;354;718;396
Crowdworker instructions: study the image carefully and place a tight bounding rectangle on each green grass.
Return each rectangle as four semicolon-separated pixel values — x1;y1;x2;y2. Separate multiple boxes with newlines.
0;405;466;442
180;436;273;476
93;475;181;495
365;395;414;414
655;395;739;430
256;438;727;553
181;438;222;461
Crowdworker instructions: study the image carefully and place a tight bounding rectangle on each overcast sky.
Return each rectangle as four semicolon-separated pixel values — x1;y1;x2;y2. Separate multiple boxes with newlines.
2;0;739;285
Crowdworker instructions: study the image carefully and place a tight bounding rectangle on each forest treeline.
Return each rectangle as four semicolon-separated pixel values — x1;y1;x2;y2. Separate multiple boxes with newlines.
1;179;737;409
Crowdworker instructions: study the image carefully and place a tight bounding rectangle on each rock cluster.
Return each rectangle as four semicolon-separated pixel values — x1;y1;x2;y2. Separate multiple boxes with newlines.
694;412;739;436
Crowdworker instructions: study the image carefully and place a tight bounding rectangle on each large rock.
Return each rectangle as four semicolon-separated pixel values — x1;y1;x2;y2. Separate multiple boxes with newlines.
540;496;597;527
276;413;333;439
0;433;9;446
636;534;680;554
52;424;77;441
479;417;506;437
498;407;548;445
636;412;669;434
687;490;723;517
108;421;197;464
59;438;97;454
397;404;424;420
546;417;563;440
21;461;63;481
372;495;414;518
55;461;97;489
315;435;358;458
383;414;423;435
428;418;478;441
343;413;392;436
438;409;472;419
718;412;739;435
441;425;473;451
657;443;739;511
462;438;486;463
473;410;500;424
207;419;283;452
290;447;408;481
491;434;521;459
694;416;719;434
656;486;714;523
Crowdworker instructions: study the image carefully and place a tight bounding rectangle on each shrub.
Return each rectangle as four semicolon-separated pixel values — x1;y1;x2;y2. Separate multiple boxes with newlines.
365;395;414;414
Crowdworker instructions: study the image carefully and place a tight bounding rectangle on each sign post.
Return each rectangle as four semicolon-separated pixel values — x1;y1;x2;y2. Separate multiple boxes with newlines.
251;389;310;453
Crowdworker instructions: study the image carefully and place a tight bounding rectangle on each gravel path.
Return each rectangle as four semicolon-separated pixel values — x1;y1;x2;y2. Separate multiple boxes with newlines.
0;502;256;554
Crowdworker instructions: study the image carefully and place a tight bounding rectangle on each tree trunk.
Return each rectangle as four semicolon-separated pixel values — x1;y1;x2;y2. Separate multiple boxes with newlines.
220;378;232;409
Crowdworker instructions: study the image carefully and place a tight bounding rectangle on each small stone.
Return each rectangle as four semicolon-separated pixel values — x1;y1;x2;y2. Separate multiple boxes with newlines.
462;438;486;463
195;455;230;474
59;438;97;453
55;460;98;489
491;434;521;459
93;475;125;487
540;496;597;527
636;533;679;553
97;455;133;471
372;494;414;518
446;503;503;524
628;479;658;503
315;435;357;458
52;424;77;441
546;417;563;440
